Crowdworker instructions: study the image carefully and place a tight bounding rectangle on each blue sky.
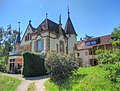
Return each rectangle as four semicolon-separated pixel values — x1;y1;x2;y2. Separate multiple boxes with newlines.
0;0;120;40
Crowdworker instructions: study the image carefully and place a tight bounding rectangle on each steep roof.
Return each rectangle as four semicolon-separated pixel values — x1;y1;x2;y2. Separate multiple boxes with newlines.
37;19;67;37
16;32;21;43
64;16;77;35
29;23;36;32
16;22;21;43
21;21;36;41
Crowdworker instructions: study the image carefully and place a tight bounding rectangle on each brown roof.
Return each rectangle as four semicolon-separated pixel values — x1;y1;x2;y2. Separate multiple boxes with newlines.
77;35;113;50
77;40;93;50
37;19;67;38
64;17;77;35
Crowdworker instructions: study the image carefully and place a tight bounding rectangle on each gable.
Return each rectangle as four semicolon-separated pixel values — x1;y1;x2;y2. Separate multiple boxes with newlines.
21;24;33;45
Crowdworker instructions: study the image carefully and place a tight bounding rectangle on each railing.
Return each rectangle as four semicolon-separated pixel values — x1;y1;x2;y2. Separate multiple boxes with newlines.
88;55;97;59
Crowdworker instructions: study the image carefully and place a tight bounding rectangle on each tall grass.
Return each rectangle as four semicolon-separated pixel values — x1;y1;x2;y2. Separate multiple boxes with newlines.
45;66;114;91
0;75;21;91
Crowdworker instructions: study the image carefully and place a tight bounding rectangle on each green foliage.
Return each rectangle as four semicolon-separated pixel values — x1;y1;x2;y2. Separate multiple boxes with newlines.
22;51;46;77
96;49;120;64
0;75;21;91
45;66;116;91
0;27;18;72
112;26;120;46
45;51;79;83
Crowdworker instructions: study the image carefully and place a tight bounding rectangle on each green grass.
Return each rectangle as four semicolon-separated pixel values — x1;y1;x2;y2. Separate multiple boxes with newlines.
27;82;36;91
45;66;114;91
0;75;21;91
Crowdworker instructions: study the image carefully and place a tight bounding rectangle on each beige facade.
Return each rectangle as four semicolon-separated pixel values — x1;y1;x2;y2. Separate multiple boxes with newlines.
77;35;114;67
8;14;77;72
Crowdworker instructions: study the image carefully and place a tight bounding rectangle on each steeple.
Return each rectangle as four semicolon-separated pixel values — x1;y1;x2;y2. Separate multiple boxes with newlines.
64;7;77;35
68;5;70;17
59;14;62;34
45;13;48;29
59;14;62;25
16;22;21;43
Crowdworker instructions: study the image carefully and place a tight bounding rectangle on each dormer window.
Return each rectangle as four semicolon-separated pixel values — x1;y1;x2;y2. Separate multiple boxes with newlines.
86;41;90;46
91;41;97;45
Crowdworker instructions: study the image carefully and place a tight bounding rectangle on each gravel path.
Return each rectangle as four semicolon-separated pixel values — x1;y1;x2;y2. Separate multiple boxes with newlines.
1;73;49;91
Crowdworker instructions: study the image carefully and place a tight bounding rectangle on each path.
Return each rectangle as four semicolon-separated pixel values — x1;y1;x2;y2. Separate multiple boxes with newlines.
0;73;49;91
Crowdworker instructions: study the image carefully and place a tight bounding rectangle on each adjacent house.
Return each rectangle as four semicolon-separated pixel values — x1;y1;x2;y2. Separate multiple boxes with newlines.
77;35;116;67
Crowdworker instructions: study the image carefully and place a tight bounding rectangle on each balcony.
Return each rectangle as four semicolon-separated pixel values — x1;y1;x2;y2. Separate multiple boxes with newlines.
88;55;97;59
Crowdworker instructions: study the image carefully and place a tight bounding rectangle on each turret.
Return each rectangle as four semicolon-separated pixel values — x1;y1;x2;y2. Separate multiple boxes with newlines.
64;6;77;53
16;22;21;54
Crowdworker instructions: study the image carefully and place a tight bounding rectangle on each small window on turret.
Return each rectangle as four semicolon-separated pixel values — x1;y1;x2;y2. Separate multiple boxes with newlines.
69;34;71;37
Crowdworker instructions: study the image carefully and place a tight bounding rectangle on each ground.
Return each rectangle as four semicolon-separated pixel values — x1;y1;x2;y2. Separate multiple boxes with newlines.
1;73;49;91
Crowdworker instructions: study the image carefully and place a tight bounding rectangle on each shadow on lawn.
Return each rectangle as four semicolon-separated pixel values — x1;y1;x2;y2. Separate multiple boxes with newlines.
55;74;87;91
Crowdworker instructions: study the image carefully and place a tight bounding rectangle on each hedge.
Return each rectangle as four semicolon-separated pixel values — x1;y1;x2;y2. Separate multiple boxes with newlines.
22;51;46;77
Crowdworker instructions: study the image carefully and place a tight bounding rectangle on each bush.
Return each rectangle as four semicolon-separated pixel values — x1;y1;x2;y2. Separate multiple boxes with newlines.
45;51;79;82
22;51;46;77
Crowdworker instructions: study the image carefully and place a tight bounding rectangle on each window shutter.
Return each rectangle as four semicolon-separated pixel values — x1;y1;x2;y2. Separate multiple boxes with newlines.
42;39;44;50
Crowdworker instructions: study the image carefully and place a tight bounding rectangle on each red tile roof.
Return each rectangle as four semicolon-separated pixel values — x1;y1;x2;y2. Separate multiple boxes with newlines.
77;35;112;50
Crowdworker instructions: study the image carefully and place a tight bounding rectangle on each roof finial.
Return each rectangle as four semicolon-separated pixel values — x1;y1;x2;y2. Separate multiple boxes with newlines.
18;22;20;33
59;14;62;25
46;13;48;19
68;5;70;17
29;20;31;24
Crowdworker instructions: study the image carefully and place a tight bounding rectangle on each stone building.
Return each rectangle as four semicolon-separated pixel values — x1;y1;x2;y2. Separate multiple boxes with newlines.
77;35;116;67
8;10;77;72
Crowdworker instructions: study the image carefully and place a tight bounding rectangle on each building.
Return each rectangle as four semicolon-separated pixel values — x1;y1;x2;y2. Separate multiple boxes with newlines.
8;10;77;72
77;35;117;67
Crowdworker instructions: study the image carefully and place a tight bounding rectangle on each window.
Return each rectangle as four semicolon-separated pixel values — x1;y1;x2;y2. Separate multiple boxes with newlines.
25;33;31;41
86;42;90;46
78;53;80;56
37;40;42;51
91;40;97;45
10;59;15;71
85;51;88;55
27;34;31;40
60;40;64;53
112;37;117;41
69;34;71;37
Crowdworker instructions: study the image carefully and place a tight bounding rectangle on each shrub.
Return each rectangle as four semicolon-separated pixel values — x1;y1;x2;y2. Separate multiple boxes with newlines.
96;49;120;64
45;51;79;82
22;51;46;77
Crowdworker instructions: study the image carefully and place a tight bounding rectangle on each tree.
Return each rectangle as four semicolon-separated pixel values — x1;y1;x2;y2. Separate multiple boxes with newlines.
0;26;18;71
112;26;120;46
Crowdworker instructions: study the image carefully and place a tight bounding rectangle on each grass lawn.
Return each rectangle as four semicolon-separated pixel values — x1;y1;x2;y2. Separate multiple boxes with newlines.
45;66;115;91
0;75;21;91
